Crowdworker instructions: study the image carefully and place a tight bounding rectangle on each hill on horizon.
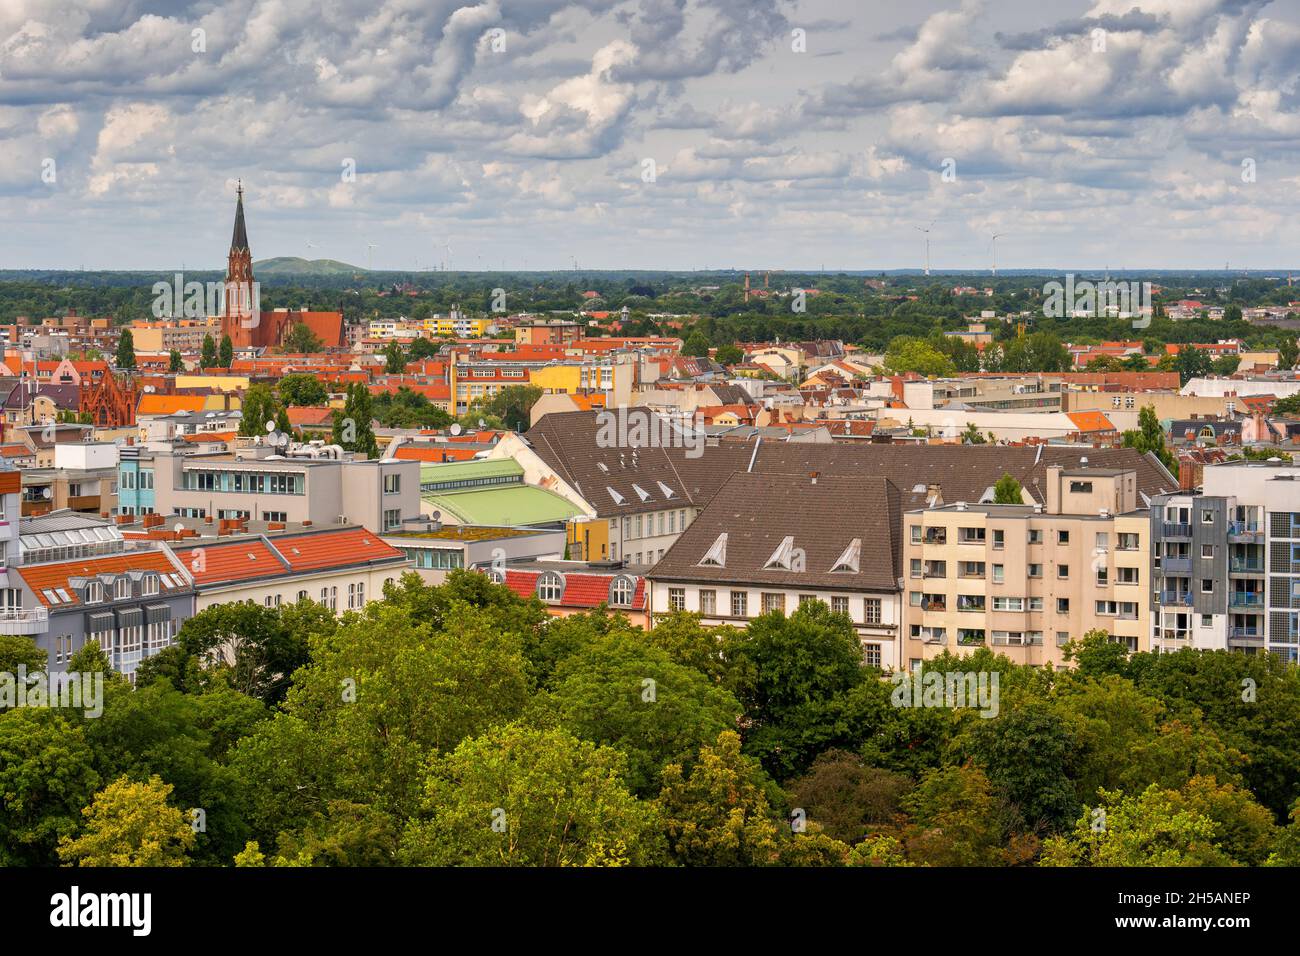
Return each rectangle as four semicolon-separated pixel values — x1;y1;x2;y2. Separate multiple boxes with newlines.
253;256;365;276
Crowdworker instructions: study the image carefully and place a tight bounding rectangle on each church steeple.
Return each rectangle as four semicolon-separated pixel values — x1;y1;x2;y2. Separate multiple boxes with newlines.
230;180;249;252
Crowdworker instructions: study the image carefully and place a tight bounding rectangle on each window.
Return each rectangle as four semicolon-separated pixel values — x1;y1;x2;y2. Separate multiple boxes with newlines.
85;581;104;603
538;573;564;603
383;509;402;532
610;576;635;607
1070;480;1093;493
958;527;986;544
1117;566;1139;584
142;575;159;597
1095;532;1109;550
993;564;1005;584
1028;563;1042;578
731;591;748;617
1118;532;1139;550
667;588;685;612
910;558;922;578
1057;530;1070;544
1058;565;1070;579
1201;579;1214;593
1095;567;1108;586
761;592;785;615
1056;631;1070;647
1201;614;1213;627
384;473;401;494
909;591;923;607
831;596;850;617
297;590;309;602
864;598;882;624
1028;597;1043;611
113;577;130;600
261;511;287;523
1028;529;1043;545
863;644;882;668
1202;509;1214;524
330;586;338;611
699;589;716;615
992;529;1005;550
357;582;365;606
798;594;818;608
1096;600;1118;616
993;596;1024;611
348;583;358;609
1201;544;1214;558
910;525;921;543
1056;598;1070;613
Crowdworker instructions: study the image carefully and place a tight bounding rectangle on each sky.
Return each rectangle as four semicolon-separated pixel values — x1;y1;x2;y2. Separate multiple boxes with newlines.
3;0;1300;272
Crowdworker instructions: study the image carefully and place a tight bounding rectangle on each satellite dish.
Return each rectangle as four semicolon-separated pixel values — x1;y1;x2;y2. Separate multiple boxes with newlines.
42;488;52;499
265;420;276;433
449;423;462;436
478;419;486;429
432;510;441;521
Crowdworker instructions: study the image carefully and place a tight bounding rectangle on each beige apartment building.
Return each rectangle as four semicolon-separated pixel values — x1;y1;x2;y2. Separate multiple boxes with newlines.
901;464;1150;669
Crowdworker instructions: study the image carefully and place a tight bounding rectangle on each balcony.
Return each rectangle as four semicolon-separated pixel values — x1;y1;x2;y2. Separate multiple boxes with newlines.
922;530;947;545
958;632;986;646
923;599;947;613
1228;630;1265;648
1229;626;1261;639
1160;629;1190;642
1162;522;1192;538
1229;558;1264;574
0;607;48;635
1229;593;1264;608
1228;521;1263;541
1159;591;1192;606
1161;557;1192;574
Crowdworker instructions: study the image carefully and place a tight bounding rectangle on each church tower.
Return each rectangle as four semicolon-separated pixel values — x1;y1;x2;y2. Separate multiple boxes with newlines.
221;181;257;347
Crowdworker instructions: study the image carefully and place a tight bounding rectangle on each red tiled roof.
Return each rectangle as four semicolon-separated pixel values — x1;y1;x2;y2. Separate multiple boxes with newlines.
503;569;646;610
275;527;406;572
395;446;480;463
185;539;286;586
18;551;187;608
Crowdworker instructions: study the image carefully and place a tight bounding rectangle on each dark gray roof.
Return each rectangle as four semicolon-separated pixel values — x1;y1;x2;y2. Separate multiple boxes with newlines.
650;472;900;592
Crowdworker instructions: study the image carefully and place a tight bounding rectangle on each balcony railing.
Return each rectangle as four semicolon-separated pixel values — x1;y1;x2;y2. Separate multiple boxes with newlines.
1162;522;1192;537
1229;559;1264;573
1161;557;1192;573
1229;593;1264;608
1228;521;1262;538
1160;629;1190;642
0;607;48;635
1229;626;1260;638
1160;591;1192;606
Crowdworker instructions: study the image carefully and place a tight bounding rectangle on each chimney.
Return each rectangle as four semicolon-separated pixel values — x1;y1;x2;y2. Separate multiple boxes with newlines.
810;471;818;485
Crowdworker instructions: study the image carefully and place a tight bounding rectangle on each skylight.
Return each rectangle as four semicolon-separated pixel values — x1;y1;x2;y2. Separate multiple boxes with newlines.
632;483;651;502
607;486;625;505
656;481;676;499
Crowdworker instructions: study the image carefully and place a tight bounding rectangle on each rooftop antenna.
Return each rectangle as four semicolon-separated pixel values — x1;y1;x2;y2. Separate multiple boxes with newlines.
366;241;377;272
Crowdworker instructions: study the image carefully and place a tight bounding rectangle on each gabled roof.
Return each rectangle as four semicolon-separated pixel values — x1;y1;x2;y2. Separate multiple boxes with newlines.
274;527;406;572
503;567;646;610
183;527;406;587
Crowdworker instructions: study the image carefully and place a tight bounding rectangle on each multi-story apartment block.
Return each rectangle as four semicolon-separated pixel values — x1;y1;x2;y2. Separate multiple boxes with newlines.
1148;490;1266;654
901;464;1150;668
648;472;903;668
1155;460;1300;663
116;445;420;533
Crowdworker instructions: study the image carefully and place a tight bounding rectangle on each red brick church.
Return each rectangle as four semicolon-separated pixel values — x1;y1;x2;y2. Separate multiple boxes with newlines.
220;183;345;350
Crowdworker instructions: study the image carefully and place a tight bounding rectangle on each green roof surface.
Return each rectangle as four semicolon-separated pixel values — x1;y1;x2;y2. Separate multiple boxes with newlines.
422;484;582;526
420;458;523;485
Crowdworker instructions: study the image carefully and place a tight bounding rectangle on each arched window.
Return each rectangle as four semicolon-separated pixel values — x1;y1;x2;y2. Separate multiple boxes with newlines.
609;575;634;607
537;572;564;603
113;577;130;600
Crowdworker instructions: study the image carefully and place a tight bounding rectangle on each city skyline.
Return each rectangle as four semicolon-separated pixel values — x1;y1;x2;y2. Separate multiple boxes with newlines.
3;0;1300;271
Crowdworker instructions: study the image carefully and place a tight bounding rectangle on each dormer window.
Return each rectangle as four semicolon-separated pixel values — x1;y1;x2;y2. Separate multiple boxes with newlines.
764;536;798;571
85;581;104;603
631;483;651;502
142;574;160;597
113;577;130;600
609;575;634;607
537;572;564;603
698;533;727;568
830;538;861;574
656;481;676;500
607;487;625;506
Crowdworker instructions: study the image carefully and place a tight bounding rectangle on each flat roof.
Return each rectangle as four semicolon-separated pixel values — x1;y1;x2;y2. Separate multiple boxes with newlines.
422;484;583;526
382;525;550;542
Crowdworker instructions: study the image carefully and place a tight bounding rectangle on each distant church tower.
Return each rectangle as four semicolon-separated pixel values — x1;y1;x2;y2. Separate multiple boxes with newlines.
221;181;257;347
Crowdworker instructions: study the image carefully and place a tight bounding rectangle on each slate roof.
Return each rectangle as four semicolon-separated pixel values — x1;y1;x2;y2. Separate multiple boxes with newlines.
650;472;901;592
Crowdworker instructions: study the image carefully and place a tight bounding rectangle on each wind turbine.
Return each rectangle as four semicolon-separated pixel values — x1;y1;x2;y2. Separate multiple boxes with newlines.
989;233;1006;276
914;221;935;276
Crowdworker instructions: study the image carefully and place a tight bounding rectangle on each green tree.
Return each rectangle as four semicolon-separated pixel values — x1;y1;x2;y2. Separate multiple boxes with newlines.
1277;334;1299;371
992;473;1023;504
168;349;184;373
1121;405;1177;478
683;330;711;357
200;333;217;369
218;334;233;369
332;382;379;458
115;328;136;369
175;600;314;705
714;344;744;365
961;422;987;444
657;730;785;866
480;384;542;432
384;339;407;374
884;336;956;377
0;633;47;675
901;764;1031;866
58;775;195;867
237;383;280;437
531;635;741;796
786;750;912;845
1174;345;1213;385
277;373;328;407
400;723;663;866
0;711;101;865
284;322;323;354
